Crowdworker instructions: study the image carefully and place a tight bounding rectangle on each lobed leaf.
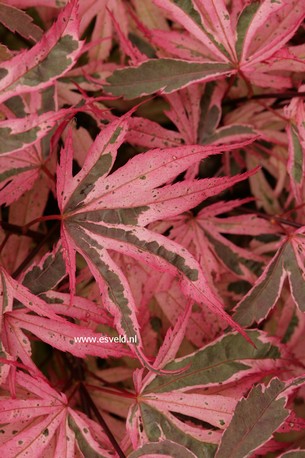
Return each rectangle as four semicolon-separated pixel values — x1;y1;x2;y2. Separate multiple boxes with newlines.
105;59;233;99
215;378;290;458
0;0;83;104
22;244;66;295
234;235;305;326
6;310;131;359
143;330;280;393
139;403;217;458
57;118;258;365
141;391;236;428
0;108;73;156
240;0;305;65
152;0;231;61
0;3;43;43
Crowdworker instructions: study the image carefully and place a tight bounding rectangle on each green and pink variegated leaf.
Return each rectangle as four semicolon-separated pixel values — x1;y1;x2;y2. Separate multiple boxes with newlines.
0;0;83;104
0;371;67;457
130;334;293;457
128;440;197;458
21;243;66;294
152;0;231;62
285;87;305;204
137;403;219;457
152;199;276;285
0;267;64;321
57;117;129;213
67;409;115;458
216;377;305;458
126;116;184;149
239;0;305;65
234;232;305;326
141;391;237;429
0;153;40;206
0;108;74;156
0;3;43;43
57;117;260;364
74;145;258;217
142;330;281;393
164;83;204;144
42;291;113;327
105;0;305;98
0;371;115;458
1;267;112;374
105;58;233;99
127;382;221;456
5;309;131;359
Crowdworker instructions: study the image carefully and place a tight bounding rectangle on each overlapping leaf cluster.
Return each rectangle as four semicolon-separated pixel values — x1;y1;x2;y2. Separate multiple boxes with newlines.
1;0;305;456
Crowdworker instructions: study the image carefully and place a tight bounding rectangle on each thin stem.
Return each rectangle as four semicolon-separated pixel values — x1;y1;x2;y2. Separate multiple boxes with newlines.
85;382;136;400
238;206;303;229
41;163;56;183
67;383;80;403
234;70;289;122
23;214;62;231
79;383;126;458
0;221;45;241
255;99;289;123
279;202;305;218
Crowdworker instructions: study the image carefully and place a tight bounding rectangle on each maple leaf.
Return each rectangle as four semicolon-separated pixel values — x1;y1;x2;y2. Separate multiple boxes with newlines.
21;243;67;295
1;0;305;454
164;82;257;151
105;0;305;98
0;371;116;457
131;197;278;347
216;377;305;458
0;0;83;105
121;82;257;179
153;198;278;285
0;258;130;377
80;0;129;63
127;331;284;457
0;106;74;157
234;229;305;326
56;114;258;369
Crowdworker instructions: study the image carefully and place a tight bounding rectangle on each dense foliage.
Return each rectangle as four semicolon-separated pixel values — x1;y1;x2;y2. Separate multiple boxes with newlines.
1;0;305;456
